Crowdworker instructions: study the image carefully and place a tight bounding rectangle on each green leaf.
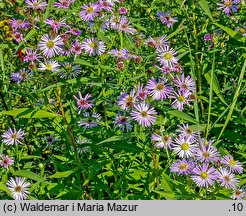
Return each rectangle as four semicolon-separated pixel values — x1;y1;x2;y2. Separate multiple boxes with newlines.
166;26;185;39
53;155;69;162
152;190;175;200
0;108;60;118
214;23;245;43
101;142;142;153
0;182;11;196
97;135;123;145
49;168;77;179
168;110;200;125
75;58;94;68
198;0;213;20
14;170;46;182
43;0;52;20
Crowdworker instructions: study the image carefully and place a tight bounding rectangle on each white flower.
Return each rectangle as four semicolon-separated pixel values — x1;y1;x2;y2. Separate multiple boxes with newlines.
6;177;30;200
38;60;60;72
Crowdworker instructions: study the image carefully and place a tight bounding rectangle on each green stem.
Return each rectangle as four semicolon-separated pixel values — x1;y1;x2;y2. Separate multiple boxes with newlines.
206;51;216;138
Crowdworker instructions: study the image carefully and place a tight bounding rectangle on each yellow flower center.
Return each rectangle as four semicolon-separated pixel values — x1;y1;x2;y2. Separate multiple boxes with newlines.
225;1;232;7
238;28;245;34
178;95;185;102
181;143;189;150
179;163;188;170
10;134;18;140
229;159;236;166
47;40;55;48
204;140;209;146
140;111;148;117
87;7;94;13
164;52;172;60
46;64;53;71
65;65;72;71
200;172;208;179
162;135;169;142
156;83;165;91
202;152;210;158
15;186;22;192
90;42;98;49
225;175;230;182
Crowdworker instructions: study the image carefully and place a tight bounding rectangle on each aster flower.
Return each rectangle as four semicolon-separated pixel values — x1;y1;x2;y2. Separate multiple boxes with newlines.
118;91;136;110
38;60;60;72
12;69;31;83
231;187;246;200
135;84;149;101
131;102;157;127
217;0;240;16
6;177;30;200
191;164;218;188
170;159;194;176
194;145;220;163
76;137;91;154
78;112;101;129
172;135;197;158
67;28;81;36
79;3;100;21
157;11;178;28
53;0;74;8
71;40;83;59
59;63;81;79
217;167;239;189
176;123;199;141
23;48;40;64
235;25;246;37
221;155;243;174
151;133;172;149
11;72;21;83
13;31;25;43
0;155;14;169
146;77;173;100
204;33;213;42
99;0;113;12
45;134;56;147
118;7;128;14
2;128;25;146
144;35;169;48
9;19;30;30
156;45;178;68
172;73;196;93
38;34;64;58
114;112;132;131
108;48;130;60
73;92;93;113
44;18;67;34
81;38;106;56
26;0;48;10
118;16;137;34
171;90;192;111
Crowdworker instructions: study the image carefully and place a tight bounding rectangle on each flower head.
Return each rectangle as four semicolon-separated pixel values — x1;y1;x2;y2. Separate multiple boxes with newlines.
176;123;199;141
157;11;178;28
81;38;106;56
53;0;74;8
131;103;157;127
6;177;30;200
26;0;48;10
172;136;197;158
172;73;195;93
221;155;243;174
2;128;25;146
0;155;14;169
38;60;60;72
118;91;136;110
217;0;240;16
73;92;93;113
114;112;132;131
194;145;220;163
171;159;195;176
79;3;100;21
217;167;239;189
152;133;173;149
156;45;178;68
78;112;101;129
231;187;246;200
44;18;67;34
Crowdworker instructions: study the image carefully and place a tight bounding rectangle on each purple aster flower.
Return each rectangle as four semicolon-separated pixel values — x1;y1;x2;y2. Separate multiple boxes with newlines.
231;187;246;200
171;159;194;176
217;0;240;16
221;155;243;174
146;77;173;100
11;72;21;82
71;40;83;60
67;28;81;36
144;36;170;48
1;128;25;146
131;102;157;127
53;0;74;8
171;90;192;111
118;7;128;14
172;73;196;93
73;92;93;114
157;11;178;28
217;167;239;189
59;63;81;79
199;138;215;148
135;84;149;101
114;112;132;131
78;112;101;129
151;133;173;149
45;134;56;147
81;38;106;56
118;16;137;34
191;164;218;188
44;18;67;34
26;0;48;10
6;177;30;200
194;145;220;163
118;91;136;110
9;19;29;30
0;155;14;169
38;34;64;58
13;31;25;43
108;48;130;60
99;0;113;12
172;135;197;158
23;48;40;64
79;3;100;21
176;123;199;141
204;33;213;42
156;45;178;68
